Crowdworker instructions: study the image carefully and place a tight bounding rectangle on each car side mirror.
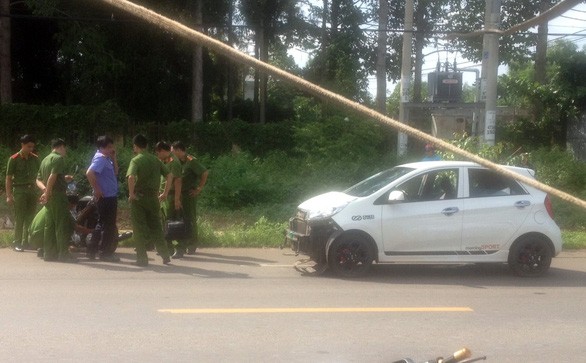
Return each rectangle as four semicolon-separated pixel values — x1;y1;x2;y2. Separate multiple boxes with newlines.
388;190;405;203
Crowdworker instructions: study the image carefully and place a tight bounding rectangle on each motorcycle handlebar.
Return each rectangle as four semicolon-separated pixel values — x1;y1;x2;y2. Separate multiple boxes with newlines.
439;348;472;363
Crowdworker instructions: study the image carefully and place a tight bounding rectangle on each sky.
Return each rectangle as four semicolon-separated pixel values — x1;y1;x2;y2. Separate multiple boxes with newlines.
288;2;586;97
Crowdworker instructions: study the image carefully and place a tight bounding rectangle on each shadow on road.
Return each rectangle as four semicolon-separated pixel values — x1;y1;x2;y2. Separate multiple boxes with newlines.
79;258;252;278
318;263;586;288
78;250;254;279
183;251;275;265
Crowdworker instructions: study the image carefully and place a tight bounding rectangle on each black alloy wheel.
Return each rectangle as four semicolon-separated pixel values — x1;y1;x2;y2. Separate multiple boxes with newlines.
508;235;552;277
328;234;374;278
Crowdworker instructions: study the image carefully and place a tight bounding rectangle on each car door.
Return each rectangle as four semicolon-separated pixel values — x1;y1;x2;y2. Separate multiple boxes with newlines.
461;168;534;253
381;168;463;254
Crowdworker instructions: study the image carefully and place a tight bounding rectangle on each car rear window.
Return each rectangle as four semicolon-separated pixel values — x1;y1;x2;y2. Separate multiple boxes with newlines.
468;169;527;197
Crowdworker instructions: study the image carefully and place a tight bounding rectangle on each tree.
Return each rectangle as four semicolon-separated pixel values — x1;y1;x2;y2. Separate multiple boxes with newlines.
0;0;11;103
239;0;300;123
499;40;586;148
12;0;235;123
445;0;559;65
375;0;389;113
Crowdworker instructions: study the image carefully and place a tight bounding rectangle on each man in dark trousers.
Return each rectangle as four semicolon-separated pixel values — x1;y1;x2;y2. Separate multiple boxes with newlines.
86;135;120;262
171;141;208;256
127;134;173;266
5;134;42;251
38;138;75;262
154;141;183;257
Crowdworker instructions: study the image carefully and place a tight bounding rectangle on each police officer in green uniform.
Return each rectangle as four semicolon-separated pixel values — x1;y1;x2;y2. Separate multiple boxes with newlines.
28;206;47;255
154;141;183;257
29;195;92;257
127;134;174;267
5;135;42;251
38;138;76;262
171;141;208;256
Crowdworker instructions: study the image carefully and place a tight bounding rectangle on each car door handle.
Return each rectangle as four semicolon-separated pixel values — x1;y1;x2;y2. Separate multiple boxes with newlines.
441;207;459;216
514;200;531;208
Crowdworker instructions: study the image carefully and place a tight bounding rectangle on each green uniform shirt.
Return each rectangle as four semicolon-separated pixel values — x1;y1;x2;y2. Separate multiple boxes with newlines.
160;156;182;193
180;155;206;194
6;151;41;187
127;151;170;196
38;151;67;193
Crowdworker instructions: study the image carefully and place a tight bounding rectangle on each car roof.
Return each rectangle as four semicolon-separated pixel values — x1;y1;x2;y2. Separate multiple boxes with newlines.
400;160;535;178
401;160;478;169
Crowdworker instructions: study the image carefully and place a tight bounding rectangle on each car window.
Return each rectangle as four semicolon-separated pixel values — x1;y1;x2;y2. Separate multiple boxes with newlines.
468;169;527;197
345;167;415;197
394;169;459;202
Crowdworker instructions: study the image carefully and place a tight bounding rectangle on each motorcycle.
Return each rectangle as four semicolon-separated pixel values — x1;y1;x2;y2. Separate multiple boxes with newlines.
67;169;132;251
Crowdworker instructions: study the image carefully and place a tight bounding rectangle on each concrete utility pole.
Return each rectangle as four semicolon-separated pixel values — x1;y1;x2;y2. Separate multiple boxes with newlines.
480;0;501;145
398;0;414;155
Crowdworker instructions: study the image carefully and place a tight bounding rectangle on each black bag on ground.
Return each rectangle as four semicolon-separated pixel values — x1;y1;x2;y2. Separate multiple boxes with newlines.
165;211;190;240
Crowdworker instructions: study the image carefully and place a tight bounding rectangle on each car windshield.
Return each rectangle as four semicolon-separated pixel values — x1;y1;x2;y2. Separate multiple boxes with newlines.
344;167;415;197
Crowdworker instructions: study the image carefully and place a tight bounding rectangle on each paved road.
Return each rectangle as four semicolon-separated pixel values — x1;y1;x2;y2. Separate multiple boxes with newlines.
0;247;585;362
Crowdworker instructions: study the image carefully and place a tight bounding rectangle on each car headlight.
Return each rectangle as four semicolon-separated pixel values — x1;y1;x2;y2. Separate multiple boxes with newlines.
307;203;349;221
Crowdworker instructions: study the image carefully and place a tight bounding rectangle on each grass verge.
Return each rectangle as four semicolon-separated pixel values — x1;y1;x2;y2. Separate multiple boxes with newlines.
0;204;583;250
561;230;586;250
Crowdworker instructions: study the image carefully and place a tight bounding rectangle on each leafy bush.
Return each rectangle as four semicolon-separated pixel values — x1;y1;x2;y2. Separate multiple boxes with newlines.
0;102;130;147
293;115;385;164
438;133;518;163
202;152;277;209
530;148;586;230
530;147;586;194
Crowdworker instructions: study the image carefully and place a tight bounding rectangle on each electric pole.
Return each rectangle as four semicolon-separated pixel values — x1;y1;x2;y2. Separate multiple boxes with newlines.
480;0;501;145
398;0;414;155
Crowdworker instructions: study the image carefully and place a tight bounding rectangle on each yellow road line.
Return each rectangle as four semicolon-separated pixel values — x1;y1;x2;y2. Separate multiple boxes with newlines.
159;307;473;314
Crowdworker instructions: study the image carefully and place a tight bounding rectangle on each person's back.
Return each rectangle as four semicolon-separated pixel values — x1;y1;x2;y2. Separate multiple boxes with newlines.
131;152;165;196
38;152;67;193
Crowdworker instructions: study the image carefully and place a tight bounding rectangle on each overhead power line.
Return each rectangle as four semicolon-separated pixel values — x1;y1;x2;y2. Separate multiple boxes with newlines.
448;0;585;38
560;14;586;21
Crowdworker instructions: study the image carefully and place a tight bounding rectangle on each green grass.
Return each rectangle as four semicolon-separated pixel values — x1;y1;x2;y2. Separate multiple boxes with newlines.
561;230;586;250
0;203;584;250
0;203;292;249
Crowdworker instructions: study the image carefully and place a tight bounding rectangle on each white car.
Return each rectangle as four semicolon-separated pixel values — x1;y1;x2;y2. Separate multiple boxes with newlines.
286;161;562;277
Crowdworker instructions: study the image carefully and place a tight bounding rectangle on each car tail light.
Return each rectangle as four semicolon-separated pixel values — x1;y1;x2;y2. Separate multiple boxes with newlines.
544;195;555;219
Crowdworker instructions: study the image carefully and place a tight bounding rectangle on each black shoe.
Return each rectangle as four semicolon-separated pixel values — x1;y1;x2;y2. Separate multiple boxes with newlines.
117;231;133;242
162;257;171;265
99;254;120;263
13;245;24;252
171;251;184;259
186;247;197;255
134;260;148;267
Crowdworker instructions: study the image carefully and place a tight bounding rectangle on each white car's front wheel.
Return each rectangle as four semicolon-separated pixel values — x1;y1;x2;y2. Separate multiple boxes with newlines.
328;234;374;278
